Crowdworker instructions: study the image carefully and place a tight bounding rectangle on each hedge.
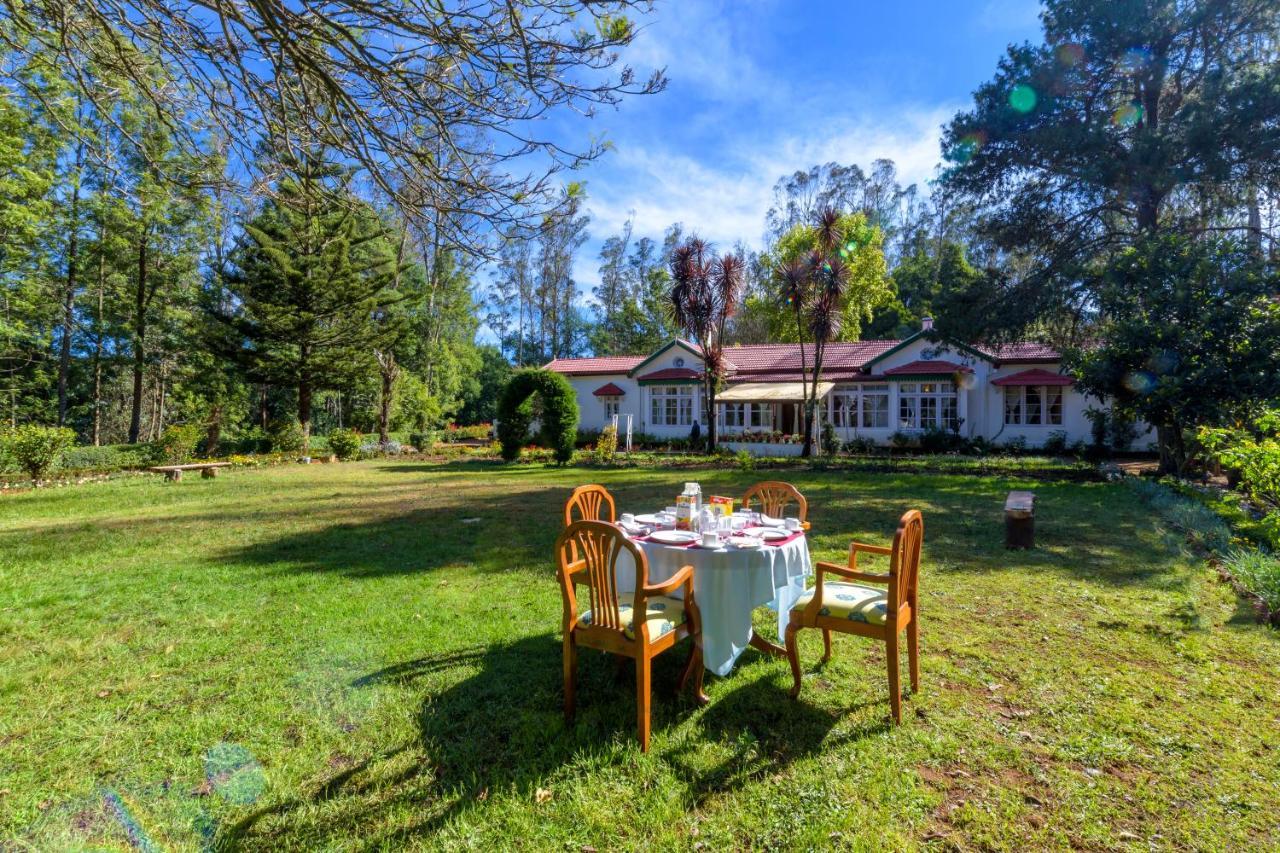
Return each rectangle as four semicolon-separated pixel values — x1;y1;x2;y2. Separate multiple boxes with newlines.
497;369;579;464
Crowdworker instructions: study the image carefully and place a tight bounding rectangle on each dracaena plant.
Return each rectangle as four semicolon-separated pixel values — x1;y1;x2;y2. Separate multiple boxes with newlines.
669;237;744;452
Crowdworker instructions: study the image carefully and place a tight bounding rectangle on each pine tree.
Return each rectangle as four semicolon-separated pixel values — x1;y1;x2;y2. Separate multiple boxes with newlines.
217;154;400;446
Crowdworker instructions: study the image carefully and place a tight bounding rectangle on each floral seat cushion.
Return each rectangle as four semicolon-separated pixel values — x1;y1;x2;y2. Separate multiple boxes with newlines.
577;596;686;640
792;581;889;625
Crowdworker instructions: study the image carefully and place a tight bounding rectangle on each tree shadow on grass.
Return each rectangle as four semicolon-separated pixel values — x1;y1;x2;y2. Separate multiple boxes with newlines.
217;634;863;850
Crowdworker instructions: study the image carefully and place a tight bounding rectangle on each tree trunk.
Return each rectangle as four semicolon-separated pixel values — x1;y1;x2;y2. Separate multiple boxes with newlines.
378;355;396;443
206;403;222;457
91;232;105;446
58;159;82;426
259;385;269;429
297;377;312;450
1155;423;1181;475
704;379;717;453
128;233;148;444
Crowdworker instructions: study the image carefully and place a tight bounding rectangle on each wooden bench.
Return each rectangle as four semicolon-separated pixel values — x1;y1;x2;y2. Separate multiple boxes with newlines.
149;462;232;482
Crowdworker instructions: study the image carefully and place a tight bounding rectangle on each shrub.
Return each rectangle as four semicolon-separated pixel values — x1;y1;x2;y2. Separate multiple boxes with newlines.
328;428;362;460
1000;436;1028;454
919;427;970;454
1221;549;1280;614
596;424;618;463
496;369;579;464
269;420;307;454
820;420;840;456
843;436;878;455
151;423;203;465
61;444;146;472
1042;430;1070;456
890;431;916;449
231;426;272;454
735;449;755;472
442;424;492;442
3;425;76;481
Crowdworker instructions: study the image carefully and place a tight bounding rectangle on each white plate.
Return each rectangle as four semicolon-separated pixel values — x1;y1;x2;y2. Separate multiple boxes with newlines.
757;528;790;541
757;515;786;528
728;535;763;549
647;529;698;545
634;513;667;525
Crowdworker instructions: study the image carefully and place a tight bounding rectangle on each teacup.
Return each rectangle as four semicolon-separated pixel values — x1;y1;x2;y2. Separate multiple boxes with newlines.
784;517;801;531
620;513;635;525
701;530;719;548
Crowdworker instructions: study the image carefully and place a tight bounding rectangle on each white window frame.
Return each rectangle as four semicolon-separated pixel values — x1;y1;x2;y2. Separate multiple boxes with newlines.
831;385;890;430
898;381;958;431
601;396;620;419
1004;385;1063;426
720;402;773;430
649;385;695;427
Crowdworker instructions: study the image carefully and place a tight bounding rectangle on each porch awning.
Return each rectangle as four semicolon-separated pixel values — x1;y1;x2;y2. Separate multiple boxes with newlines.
717;381;834;402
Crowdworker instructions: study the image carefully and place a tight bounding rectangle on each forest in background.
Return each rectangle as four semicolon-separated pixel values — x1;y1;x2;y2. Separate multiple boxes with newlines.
2;0;1280;474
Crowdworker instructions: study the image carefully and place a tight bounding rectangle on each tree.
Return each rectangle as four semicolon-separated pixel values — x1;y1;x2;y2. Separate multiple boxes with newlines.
216;155;401;447
456;345;512;425
669;238;744;453
865;242;1004;342
496;368;578;464
1070;235;1280;474
3;1;663;235
940;0;1280;336
772;209;892;456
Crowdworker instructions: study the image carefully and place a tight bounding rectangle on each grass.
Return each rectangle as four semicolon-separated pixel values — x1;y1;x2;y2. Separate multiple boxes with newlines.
2;460;1279;850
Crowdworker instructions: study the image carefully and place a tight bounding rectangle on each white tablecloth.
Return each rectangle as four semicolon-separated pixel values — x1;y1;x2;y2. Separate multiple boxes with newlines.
615;534;813;676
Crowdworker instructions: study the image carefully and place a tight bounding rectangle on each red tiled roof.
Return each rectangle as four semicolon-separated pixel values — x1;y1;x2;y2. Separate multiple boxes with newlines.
543;355;644;375
592;382;626;396
544;339;1060;378
884;360;974;376
991;368;1075;387
635;367;702;382
982;342;1061;362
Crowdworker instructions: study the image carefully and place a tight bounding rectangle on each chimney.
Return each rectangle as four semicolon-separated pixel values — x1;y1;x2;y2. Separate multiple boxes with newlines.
921;317;935;332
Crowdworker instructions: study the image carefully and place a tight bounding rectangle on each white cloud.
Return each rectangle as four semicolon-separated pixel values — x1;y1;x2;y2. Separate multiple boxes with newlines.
583;104;956;254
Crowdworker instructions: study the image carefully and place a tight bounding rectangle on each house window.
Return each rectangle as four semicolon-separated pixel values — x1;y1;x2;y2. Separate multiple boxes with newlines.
601;397;620;419
862;386;890;429
898;382;958;430
650;385;694;426
1003;386;1064;425
832;385;890;429
721;403;772;430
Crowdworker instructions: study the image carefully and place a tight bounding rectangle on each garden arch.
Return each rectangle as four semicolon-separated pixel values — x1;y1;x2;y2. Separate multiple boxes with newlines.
497;369;580;463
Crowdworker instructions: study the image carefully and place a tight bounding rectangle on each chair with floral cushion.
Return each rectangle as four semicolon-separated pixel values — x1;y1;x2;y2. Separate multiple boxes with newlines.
742;481;810;531
784;509;923;723
564;484;617;525
556;520;707;751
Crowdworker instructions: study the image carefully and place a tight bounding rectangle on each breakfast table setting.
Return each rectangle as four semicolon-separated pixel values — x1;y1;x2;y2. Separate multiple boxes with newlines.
611;487;813;676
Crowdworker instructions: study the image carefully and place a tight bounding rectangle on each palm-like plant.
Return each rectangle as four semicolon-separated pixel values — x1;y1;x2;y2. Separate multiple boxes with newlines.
669;238;744;452
773;207;854;456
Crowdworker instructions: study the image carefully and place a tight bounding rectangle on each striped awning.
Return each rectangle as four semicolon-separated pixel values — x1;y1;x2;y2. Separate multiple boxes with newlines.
717;381;834;402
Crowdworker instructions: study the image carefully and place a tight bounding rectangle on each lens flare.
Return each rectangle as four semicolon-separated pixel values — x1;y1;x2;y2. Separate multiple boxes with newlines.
1149;350;1180;374
1009;84;1038;114
1123;371;1156;395
1120;47;1151;73
1112;103;1143;128
204;742;266;805
1054;42;1085;67
103;789;160;853
949;130;987;165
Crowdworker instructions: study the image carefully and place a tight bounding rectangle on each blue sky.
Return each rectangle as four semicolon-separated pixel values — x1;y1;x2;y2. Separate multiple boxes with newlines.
541;0;1045;304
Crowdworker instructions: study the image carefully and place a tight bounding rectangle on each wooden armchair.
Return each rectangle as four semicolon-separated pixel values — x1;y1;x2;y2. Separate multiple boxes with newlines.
556;520;707;751
784;509;923;723
564;484;617;525
742;481;810;531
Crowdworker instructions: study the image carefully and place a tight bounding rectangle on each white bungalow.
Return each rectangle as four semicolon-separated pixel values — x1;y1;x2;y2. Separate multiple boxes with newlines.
544;319;1153;454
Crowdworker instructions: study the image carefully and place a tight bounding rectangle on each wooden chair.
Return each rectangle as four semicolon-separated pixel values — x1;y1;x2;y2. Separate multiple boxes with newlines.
556;520;708;751
564;484;617;525
784;509;923;723
742;481;810;531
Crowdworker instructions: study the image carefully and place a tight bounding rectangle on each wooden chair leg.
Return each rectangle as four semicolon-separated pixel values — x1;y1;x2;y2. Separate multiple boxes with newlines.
689;643;708;706
636;654;652;752
821;629;833;663
785;621;803;699
563;634;577;722
907;618;920;694
886;632;902;724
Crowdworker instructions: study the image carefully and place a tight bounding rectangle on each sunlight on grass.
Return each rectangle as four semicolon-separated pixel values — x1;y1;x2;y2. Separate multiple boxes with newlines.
2;461;1278;849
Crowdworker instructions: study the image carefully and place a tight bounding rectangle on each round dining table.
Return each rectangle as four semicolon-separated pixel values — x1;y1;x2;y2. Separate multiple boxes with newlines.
614;527;813;676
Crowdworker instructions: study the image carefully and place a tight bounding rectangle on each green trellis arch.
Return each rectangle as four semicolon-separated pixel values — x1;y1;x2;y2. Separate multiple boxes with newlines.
497;368;580;464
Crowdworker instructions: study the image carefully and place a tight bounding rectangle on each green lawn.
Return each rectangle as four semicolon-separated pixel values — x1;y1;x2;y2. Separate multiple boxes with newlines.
2;461;1278;850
